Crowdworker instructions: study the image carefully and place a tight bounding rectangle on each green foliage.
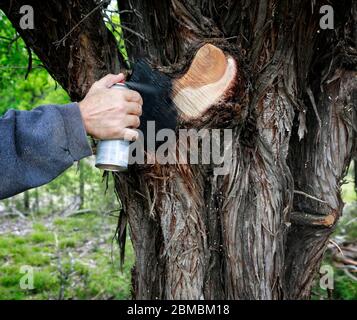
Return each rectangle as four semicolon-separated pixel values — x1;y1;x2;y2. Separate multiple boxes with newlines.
333;271;357;300
0;214;134;300
0;11;68;116
341;162;356;204
105;2;130;66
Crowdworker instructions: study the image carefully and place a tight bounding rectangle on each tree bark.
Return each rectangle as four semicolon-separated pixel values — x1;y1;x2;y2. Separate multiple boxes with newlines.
79;161;85;209
1;0;356;299
117;0;357;300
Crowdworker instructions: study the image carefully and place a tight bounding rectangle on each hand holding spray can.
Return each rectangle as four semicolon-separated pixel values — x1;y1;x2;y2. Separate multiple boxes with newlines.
95;83;131;172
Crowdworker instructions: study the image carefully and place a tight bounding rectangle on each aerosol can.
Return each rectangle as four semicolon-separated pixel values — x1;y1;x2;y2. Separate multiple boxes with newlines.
95;83;130;172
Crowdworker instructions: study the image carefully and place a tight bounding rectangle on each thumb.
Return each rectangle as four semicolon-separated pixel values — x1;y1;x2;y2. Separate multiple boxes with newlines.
97;73;125;88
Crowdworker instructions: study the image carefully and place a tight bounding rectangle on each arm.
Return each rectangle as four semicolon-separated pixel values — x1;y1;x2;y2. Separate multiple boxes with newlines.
0;73;143;200
0;103;92;200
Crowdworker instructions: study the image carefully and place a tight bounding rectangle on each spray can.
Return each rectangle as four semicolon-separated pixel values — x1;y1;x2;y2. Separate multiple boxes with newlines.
95;83;130;172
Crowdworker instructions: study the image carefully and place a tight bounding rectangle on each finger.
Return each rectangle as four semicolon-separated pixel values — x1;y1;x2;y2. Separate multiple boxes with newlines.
124;115;140;128
122;128;139;141
96;73;125;88
123;90;143;104
125;102;142;116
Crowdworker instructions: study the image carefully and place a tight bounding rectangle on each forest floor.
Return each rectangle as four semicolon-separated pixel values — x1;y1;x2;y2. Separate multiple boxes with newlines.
0;203;355;300
0;211;134;300
0;172;355;300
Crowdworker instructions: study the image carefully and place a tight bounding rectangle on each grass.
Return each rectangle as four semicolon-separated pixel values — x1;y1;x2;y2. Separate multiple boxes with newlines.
311;166;356;300
0;213;134;300
0;166;355;300
342;172;356;203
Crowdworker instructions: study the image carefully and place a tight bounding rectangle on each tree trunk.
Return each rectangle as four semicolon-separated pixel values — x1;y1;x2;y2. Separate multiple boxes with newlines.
1;0;356;299
79;161;85;209
35;189;39;212
353;160;357;196
23;190;30;211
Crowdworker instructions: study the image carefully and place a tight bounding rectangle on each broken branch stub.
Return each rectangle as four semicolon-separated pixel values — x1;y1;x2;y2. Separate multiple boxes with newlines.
173;44;238;120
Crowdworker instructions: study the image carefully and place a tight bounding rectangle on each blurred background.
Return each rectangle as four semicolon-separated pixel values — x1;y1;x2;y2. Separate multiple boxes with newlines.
0;9;356;300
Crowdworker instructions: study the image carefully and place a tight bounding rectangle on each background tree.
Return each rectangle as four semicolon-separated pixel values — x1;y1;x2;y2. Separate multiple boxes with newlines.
0;0;355;300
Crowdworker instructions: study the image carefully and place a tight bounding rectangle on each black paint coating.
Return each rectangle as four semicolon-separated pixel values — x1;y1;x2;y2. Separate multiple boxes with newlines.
125;60;177;142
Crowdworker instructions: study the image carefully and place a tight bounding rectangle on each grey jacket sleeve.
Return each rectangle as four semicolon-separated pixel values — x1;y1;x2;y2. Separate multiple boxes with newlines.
0;103;93;200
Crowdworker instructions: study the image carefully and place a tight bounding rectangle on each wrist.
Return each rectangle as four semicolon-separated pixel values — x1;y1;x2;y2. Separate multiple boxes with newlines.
77;101;90;136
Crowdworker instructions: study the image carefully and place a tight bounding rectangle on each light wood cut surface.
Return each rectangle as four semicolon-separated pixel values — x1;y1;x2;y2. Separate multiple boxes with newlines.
173;44;237;119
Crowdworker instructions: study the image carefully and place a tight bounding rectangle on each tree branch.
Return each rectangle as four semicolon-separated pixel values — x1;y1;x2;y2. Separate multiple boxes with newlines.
53;0;108;47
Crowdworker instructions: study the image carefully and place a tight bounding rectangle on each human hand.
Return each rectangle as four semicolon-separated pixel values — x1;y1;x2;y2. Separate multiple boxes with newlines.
79;73;143;141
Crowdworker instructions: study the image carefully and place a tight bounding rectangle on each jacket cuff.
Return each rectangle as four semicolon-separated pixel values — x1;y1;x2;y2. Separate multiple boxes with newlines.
56;103;93;161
